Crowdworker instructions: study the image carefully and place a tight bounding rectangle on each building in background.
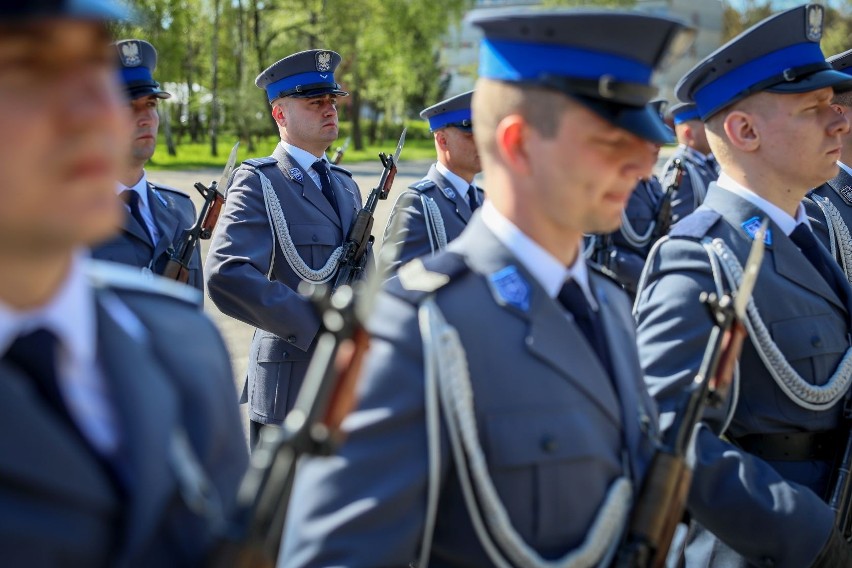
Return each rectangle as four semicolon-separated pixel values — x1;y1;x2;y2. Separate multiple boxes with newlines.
441;0;724;104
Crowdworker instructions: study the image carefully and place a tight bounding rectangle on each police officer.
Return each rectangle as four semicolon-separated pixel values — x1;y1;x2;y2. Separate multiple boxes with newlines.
0;1;247;565
91;39;203;290
205;49;364;448
280;9;692;566
585;98;670;298
383;90;482;271
661;101;719;223
806;49;852;278
635;5;852;566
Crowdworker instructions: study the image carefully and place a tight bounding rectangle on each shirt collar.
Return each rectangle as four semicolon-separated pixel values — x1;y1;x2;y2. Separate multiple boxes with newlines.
480;201;597;308
116;171;151;210
280;141;328;172
435;161;472;197
0;251;96;365
715;172;809;236
838;160;852;177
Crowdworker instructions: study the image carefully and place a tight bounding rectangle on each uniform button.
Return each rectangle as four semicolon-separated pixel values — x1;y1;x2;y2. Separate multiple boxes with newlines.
312;234;318;242
540;435;557;453
811;335;822;348
287;335;297;344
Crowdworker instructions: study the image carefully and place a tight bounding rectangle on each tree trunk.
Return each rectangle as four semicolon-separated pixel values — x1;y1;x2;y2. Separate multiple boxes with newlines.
210;0;221;157
161;103;177;156
351;87;363;151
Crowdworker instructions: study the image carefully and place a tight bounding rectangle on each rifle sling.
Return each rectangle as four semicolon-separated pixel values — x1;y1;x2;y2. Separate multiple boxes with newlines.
730;430;842;462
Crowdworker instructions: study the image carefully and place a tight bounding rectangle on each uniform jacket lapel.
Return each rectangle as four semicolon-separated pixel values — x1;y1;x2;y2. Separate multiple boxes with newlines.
147;183;185;263
330;166;358;232
827;167;852;204
123;207;153;247
427;164;472;223
95;297;179;562
704;186;847;312
453;217;622;425
273;145;341;228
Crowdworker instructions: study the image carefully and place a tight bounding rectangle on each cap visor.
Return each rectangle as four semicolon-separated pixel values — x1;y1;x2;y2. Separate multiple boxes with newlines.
575;97;674;144
128;87;172;100
289;87;349;99
766;69;852;95
70;0;130;20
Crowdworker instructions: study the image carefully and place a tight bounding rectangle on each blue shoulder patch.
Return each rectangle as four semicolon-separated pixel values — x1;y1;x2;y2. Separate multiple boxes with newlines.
488;266;531;313
439;186;456;200
669;210;721;239
243;157;277;168
152;188;169;207
329;164;353;177
287;167;303;183
741;216;773;246
409;179;437;192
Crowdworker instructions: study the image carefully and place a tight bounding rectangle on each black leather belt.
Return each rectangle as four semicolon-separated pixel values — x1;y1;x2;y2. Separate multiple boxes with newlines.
732;431;841;462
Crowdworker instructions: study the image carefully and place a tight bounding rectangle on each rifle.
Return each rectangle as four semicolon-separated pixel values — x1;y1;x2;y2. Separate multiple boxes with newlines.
162;142;239;283
614;219;768;568
652;158;685;240
828;400;852;542
332;136;350;165
331;128;406;290
207;216;403;568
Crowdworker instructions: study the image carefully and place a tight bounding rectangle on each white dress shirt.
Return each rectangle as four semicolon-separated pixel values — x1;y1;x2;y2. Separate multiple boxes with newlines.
715;172;810;235
0;252;120;455
480;201;598;309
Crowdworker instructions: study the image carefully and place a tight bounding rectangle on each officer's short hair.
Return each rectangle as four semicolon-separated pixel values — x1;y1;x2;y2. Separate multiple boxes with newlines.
473;79;569;156
833;90;852;108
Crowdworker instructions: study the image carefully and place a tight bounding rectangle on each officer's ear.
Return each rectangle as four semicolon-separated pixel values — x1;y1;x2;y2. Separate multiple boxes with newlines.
271;102;287;127
722;108;759;153
495;113;532;176
434;129;449;150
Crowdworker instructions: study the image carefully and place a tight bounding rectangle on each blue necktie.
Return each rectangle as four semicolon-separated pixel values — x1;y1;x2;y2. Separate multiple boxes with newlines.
311;160;340;217
558;280;613;378
467;185;479;213
122;190;153;243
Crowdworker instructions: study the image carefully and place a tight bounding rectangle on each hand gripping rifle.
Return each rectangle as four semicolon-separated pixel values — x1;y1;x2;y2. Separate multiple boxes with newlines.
331;128;406;290
206;219;402;568
652;158;685;241
162;142;239;283
613;219;768;568
332;136;350;165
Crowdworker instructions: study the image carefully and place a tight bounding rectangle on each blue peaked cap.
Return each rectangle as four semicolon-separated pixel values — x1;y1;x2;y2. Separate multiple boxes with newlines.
677;4;852;120
256;49;349;103
421;90;474;132
115;39;171;100
468;9;695;144
669;102;701;125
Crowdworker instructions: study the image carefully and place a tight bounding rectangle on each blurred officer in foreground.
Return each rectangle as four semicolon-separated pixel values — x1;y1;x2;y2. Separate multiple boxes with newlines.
807;48;852;279
92;39;203;290
205;49;365;448
585;98;671;299
280;9;692;567
0;2;247;565
383;90;482;272
661;101;719;223
635;5;852;566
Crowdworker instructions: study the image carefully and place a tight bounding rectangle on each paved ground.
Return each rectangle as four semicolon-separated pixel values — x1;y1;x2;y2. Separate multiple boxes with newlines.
152;147;675;408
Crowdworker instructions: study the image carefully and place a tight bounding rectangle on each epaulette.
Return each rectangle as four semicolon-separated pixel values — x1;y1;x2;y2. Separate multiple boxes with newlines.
669;209;721;239
86;260;202;307
329;164;353;177
149;181;189;199
408;179;437;193
242;157;277;168
388;252;468;304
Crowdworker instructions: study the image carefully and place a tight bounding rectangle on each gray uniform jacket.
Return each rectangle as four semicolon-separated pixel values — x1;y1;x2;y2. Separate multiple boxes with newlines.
383;163;484;272
635;184;850;567
92;182;203;290
806;167;852;265
281;215;660;567
0;261;246;567
662;146;718;224
205;143;363;424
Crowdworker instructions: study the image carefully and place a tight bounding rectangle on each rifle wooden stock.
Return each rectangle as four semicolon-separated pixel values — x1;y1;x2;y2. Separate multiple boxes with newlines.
206;284;370;567
162;180;224;283
614;294;744;568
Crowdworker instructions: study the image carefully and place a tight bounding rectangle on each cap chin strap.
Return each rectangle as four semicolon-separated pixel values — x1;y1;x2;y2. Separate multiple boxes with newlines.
537;73;657;107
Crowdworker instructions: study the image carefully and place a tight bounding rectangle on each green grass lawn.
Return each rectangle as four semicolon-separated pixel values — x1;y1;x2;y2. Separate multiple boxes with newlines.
147;135;437;171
